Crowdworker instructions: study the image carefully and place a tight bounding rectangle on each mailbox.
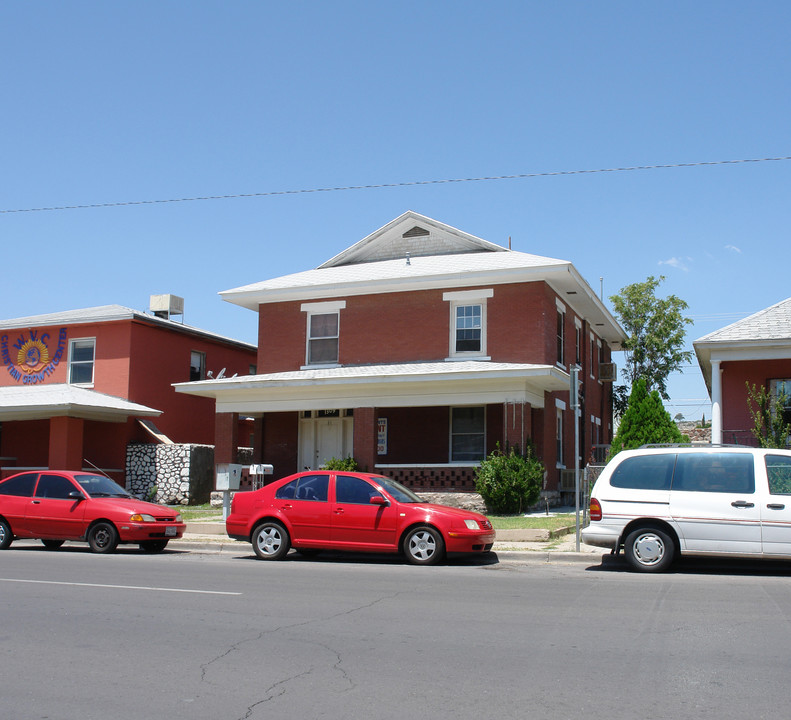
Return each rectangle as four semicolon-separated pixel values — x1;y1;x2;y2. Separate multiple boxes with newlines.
216;463;243;491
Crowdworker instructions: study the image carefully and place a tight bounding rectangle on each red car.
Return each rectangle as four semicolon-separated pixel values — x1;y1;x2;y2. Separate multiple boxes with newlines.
0;470;185;553
226;470;496;565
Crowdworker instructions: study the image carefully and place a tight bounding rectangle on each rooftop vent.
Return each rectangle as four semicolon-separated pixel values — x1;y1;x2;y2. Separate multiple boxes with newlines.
402;225;429;238
150;294;184;322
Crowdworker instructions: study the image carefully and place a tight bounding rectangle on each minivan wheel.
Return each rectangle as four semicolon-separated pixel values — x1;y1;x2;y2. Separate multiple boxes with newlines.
624;527;675;573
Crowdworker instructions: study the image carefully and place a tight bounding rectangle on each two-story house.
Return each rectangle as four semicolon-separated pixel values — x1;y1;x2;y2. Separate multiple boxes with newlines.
0;298;257;481
176;212;625;497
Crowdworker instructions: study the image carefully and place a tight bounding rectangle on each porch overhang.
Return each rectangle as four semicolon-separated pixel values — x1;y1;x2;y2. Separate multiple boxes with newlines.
174;361;570;414
0;384;162;423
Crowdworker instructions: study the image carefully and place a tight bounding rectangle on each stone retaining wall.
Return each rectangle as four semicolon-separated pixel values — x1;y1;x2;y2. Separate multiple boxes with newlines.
126;443;214;505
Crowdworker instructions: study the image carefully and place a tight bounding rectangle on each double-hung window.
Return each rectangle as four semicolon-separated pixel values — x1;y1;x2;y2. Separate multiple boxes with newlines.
301;301;346;367
556;300;566;367
450;406;485;462
69;338;95;385
444;289;493;359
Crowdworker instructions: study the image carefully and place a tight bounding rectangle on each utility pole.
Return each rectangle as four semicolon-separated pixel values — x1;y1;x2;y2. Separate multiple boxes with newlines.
570;365;581;551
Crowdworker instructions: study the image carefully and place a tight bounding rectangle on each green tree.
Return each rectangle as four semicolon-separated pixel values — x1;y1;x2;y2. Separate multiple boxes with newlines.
474;443;544;514
610;275;693;416
747;383;791;448
609;379;686;457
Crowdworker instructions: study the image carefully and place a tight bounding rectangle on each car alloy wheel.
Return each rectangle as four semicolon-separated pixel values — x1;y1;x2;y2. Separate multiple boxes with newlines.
404;526;445;566
252;521;290;560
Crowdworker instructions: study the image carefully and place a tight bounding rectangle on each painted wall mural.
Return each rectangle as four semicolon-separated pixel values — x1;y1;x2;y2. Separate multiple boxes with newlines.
1;328;67;384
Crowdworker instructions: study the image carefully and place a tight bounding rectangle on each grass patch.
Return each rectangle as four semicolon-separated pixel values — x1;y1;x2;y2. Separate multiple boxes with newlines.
174;503;222;521
489;514;576;531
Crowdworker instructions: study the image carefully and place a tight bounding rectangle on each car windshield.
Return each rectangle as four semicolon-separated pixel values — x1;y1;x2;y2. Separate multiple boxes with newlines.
75;474;132;498
371;476;424;503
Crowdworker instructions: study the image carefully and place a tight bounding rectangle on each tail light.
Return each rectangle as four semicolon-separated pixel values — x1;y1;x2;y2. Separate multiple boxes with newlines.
589;498;602;521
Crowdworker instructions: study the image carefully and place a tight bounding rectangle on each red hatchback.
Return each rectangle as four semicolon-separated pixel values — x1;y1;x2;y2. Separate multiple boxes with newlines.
226;470;496;565
0;470;185;553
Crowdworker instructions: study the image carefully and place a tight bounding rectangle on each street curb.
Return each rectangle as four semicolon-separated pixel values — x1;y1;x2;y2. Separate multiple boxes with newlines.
169;538;605;564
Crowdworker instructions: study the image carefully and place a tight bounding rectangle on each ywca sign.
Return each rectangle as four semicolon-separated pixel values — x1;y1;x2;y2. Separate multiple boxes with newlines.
1;328;67;384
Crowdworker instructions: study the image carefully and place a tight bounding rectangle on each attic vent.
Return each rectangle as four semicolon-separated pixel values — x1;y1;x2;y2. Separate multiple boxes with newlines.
402;226;430;238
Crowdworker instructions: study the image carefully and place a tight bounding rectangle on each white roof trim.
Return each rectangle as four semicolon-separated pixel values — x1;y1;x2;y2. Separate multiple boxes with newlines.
174;361;569;413
0;384;162;422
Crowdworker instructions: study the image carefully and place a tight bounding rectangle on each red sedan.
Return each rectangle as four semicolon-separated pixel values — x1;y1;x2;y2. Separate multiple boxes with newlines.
226;470;496;565
0;470;185;553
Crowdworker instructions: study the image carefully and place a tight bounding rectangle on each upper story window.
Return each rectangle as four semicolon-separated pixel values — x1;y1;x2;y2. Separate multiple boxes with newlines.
574;318;582;366
444;289;493;359
69;338;95;385
301;301;346;367
190;351;206;381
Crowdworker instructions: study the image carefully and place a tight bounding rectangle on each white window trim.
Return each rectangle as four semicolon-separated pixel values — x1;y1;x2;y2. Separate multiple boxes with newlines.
68;337;96;387
556;406;565;469
301;301;346;369
444;289;493;360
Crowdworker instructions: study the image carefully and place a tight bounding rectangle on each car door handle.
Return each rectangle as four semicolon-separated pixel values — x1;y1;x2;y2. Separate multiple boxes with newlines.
767;503;786;510
31;500;41;504
731;501;755;508
334;508;344;514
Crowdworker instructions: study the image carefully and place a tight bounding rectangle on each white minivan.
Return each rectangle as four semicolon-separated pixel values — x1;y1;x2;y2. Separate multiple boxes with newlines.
582;446;791;572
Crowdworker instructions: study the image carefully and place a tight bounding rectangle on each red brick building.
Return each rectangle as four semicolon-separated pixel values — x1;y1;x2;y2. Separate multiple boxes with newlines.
0;302;256;481
695;297;791;445
177;212;625;497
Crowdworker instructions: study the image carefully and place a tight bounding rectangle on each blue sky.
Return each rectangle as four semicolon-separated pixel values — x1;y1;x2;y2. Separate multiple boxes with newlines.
2;1;789;420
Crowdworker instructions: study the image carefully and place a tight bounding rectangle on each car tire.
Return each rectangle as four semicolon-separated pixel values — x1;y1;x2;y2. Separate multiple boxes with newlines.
624;527;675;573
87;522;119;554
252;521;290;560
41;539;65;549
0;518;13;549
139;540;169;553
404;525;445;566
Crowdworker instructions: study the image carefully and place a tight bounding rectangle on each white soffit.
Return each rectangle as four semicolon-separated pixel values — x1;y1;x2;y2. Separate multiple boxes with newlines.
174;362;569;413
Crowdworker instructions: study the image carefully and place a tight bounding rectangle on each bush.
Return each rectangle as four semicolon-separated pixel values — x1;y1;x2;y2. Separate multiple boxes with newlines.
474;444;544;514
321;456;359;471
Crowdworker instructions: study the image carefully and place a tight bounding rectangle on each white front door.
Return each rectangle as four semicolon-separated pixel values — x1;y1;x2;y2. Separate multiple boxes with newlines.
298;415;353;470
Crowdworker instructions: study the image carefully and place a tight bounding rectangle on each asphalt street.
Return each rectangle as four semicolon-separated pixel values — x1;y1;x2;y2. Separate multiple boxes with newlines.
3;544;791;720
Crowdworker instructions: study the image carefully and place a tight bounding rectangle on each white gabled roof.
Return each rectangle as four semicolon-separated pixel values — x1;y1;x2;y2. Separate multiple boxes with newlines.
319;211;507;267
0;305;255;351
0;383;162;422
220;212;623;345
694;297;791;391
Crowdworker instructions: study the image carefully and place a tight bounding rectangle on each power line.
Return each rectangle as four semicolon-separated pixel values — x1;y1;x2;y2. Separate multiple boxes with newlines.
2;155;790;215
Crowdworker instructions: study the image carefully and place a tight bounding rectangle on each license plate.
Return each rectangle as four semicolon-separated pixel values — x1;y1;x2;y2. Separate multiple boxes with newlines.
165;526;177;536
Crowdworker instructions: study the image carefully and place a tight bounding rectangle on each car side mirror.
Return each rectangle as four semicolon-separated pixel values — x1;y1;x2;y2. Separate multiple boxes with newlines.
370;495;389;506
69;491;84;501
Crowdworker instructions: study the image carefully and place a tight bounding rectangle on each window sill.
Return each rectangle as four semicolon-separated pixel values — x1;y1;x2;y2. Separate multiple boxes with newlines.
300;363;341;370
445;356;491;362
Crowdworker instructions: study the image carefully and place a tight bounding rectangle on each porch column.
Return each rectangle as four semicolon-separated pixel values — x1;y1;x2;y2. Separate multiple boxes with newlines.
504;402;532;453
710;360;722;444
215;412;239;465
353;407;377;472
48;416;84;470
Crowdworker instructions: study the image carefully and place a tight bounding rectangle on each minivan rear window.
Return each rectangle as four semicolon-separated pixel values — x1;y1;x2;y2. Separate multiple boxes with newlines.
609;454;675;490
672;453;755;494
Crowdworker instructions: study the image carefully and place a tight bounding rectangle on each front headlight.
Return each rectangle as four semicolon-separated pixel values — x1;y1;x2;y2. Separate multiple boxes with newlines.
130;513;156;522
174;514;183;523
464;519;480;530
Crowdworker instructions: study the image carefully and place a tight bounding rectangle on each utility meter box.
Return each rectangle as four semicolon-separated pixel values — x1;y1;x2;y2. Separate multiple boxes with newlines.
216;463;243;491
